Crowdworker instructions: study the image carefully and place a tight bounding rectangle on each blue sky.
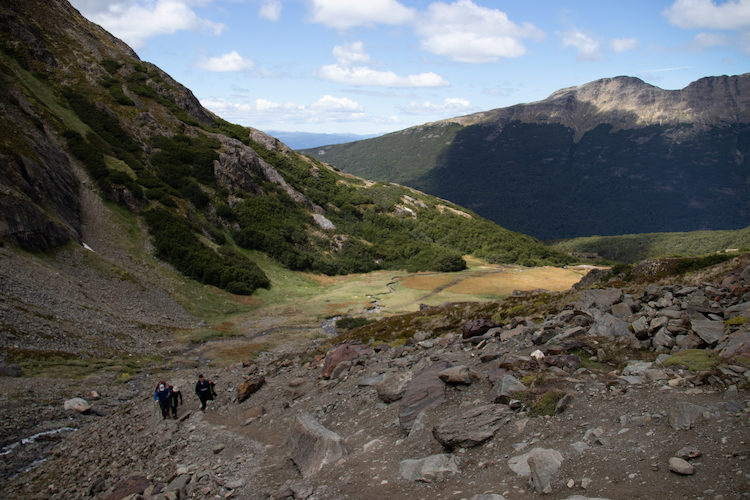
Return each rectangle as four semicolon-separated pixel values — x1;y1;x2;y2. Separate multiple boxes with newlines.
69;0;750;135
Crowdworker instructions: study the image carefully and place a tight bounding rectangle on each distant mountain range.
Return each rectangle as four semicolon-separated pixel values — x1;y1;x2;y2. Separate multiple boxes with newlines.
301;74;750;240
265;130;382;150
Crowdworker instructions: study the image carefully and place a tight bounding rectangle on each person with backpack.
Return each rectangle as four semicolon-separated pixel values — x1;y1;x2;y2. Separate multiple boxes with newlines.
195;374;215;412
154;381;172;420
168;385;183;419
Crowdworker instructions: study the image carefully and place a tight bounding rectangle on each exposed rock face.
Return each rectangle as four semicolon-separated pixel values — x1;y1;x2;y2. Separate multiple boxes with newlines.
285;412;347;479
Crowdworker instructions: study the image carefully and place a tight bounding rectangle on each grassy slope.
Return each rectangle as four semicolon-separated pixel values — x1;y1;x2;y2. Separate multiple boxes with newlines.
553;226;750;263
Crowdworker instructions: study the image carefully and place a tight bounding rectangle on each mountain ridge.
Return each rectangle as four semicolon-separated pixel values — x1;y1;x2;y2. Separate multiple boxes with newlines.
302;73;750;240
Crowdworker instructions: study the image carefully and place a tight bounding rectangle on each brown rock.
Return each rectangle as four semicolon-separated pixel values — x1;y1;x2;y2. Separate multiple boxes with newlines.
322;343;373;379
237;375;265;403
462;319;499;339
399;361;451;432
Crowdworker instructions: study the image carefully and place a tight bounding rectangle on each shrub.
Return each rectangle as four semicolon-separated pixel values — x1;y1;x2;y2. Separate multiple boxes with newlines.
143;208;269;294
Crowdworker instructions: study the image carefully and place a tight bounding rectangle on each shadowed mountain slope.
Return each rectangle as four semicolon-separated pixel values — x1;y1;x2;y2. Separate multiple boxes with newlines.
303;75;750;239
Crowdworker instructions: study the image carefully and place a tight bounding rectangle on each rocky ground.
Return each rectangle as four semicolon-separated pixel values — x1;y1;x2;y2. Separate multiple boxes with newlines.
1;258;750;500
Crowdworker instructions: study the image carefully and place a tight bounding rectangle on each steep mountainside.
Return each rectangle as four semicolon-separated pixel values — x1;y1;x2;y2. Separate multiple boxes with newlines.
0;0;575;300
302;75;750;240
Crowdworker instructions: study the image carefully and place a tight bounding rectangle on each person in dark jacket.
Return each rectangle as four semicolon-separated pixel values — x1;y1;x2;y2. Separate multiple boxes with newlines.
195;374;215;412
169;385;183;419
154;381;172;420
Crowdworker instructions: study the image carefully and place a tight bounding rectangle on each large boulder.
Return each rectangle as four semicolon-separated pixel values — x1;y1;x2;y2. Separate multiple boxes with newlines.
490;374;526;404
462;318;499;339
433;404;511;449
322;343;373;379
399;361;450;432
575;288;622;314
376;371;412;403
399;454;460;482
237;375;265;403
286;412;347;478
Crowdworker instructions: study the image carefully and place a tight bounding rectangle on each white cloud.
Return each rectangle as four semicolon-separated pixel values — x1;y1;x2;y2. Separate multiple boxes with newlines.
688;31;729;49
332;41;370;66
415;0;545;63
69;0;225;49
309;95;364;112
259;0;282;21
609;37;640;53
200;95;366;125
400;97;472;115
315;64;449;87
560;29;604;61
663;0;750;30
308;0;416;29
194;51;255;72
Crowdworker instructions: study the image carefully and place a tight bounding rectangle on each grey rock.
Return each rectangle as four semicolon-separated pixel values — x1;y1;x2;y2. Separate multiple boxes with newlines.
675;446;701;459
469;495;506;500
490;374;527;404
376;371;412;403
528;449;563;494
433;404;510;448
0;364;23;377
668;457;695;475
669;402;709;430
286;412;347;478
690;319;725;345
399;453;460;482
589;313;634;340
508;448;563;477
575;288;623;313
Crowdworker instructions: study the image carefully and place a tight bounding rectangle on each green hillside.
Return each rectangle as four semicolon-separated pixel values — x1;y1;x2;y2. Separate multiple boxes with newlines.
0;0;575;299
554;226;750;263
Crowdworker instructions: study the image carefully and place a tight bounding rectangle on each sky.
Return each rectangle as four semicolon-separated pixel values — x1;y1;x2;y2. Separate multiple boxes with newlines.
68;0;750;136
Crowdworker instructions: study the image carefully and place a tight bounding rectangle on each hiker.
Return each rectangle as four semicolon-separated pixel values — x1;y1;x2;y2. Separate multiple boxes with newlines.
154;381;172;420
169;385;183;419
195;374;215;412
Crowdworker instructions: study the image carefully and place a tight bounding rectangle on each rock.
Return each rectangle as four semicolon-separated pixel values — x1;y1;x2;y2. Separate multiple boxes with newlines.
64;398;91;413
212;444;225;454
669;402;709;430
719;329;750;360
437;365;472;384
105;476;151;500
668;457;695;475
243;406;266;420
610;301;632;319
528;448;564;494
490;373;526;404
165;473;191;493
237;375;265;403
675;446;701;459
330;360;352;380
508;448;563;478
575;288;623;313
588;313;633;339
290;481;314;499
622;360;652;376
399;361;450;432
432;404;510;448
724;301;750;319
286;412;347;478
0;364;23;377
469;495;506;500
322;343;373;379
399;453;460;482
541;354;580;370
690;319;725;345
555;394;574;414
376;371;412;403
462;318;499;339
285;379;315;400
